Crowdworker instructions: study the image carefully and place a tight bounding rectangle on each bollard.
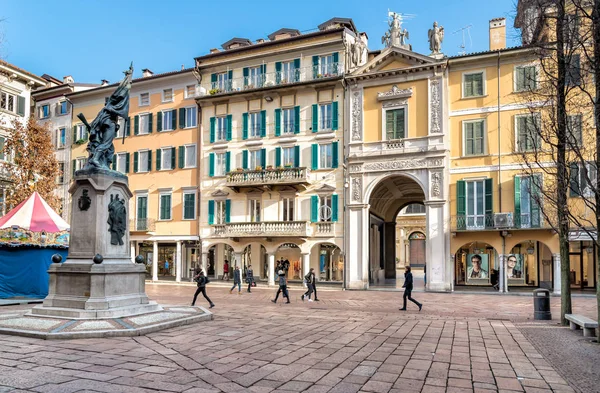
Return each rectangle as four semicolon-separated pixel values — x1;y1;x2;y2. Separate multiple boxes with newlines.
533;288;552;320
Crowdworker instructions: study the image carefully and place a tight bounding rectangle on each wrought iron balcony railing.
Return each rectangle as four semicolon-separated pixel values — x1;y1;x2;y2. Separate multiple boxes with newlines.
451;213;548;231
129;218;156;232
212;221;310;237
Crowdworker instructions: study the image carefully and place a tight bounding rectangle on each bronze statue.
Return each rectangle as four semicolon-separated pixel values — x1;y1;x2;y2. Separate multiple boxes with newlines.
78;64;133;171
107;194;127;246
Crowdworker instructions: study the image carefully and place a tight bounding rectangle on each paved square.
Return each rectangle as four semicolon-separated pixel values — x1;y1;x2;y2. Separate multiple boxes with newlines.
0;283;595;392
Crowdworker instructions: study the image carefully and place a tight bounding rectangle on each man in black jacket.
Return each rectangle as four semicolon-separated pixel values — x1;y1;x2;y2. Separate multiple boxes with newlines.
400;266;422;311
301;268;315;302
191;268;214;308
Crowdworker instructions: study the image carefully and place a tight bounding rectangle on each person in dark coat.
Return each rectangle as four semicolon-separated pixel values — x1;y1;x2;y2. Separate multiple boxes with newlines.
230;265;241;295
400;266;422;311
191;268;214;308
246;265;254;293
301;268;315;302
312;271;320;301
271;270;290;304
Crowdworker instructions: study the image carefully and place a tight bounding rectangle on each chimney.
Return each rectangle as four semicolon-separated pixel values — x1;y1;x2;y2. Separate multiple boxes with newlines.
256;38;266;44
209;48;220;54
489;18;507;51
142;68;154;78
63;75;74;84
100;79;109;86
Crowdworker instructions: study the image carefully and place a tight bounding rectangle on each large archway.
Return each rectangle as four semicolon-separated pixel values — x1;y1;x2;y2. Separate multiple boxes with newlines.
368;175;426;286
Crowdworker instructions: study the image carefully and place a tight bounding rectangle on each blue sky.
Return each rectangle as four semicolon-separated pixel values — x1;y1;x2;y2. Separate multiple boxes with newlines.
1;0;521;83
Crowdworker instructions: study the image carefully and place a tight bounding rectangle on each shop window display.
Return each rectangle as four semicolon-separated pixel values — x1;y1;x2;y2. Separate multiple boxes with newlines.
455;244;496;286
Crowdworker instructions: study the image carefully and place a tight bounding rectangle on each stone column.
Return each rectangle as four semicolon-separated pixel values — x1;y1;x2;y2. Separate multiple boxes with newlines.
302;253;310;288
425;201;451;292
268;253;275;286
347;204;370;289
553;253;561;295
498;254;506;293
152;241;159;281
175;241;182;282
201;252;208;275
233;252;243;272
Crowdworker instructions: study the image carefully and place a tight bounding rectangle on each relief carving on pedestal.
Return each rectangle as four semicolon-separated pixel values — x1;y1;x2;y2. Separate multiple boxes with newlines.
107;194;126;246
351;91;363;141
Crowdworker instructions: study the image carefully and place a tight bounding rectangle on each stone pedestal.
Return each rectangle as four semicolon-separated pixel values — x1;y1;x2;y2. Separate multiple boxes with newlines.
32;170;161;319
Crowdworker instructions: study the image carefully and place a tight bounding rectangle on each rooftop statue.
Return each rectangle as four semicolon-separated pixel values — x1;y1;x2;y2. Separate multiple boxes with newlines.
382;12;411;50
428;22;445;55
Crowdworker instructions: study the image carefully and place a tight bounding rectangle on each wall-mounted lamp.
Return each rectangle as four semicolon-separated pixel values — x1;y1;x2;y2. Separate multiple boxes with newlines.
527;241;535;255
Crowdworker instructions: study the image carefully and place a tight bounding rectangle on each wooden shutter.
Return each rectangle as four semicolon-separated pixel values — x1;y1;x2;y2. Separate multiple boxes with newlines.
225;199;231;223
456;180;466;230
464;121;473;155
332;194;338;221
464;75;473;97
396;108;405;138
311;195;319;222
225;151;231;173
531;174;542;227
260;110;266;137
171;109;177;130
73;126;77;143
147;150;152;172
148;113;153;133
210;117;215;143
312;104;318;132
311;144;318;170
111;155;117;171
386;110;394;139
17;96;25;116
294;145;300;167
294;106;300;134
312;55;319;78
275;147;281;167
332;52;339;73
516;67;524;91
72;159;76;176
157;112;162;132
294;58;301;81
485;178;493;227
227;70;233;83
332;142;339;168
126;117;131;136
514;176;521;226
179;146;185;168
242;113;248;140
156;149;162;171
474;121;483;154
260;148;266;168
179;108;185;129
242;150;248;169
275;62;281;84
133;152;139;173
209;153;214;177
243;67;249;86
134;115;139;135
210;73;217;84
226;115;232;141
332;101;338;130
208;200;215;225
569;162;581;196
170;147;176;169
274;109;281;137
125;153;130;173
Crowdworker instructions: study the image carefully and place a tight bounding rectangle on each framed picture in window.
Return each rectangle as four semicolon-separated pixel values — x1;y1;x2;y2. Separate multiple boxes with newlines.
507;254;526;285
466;253;489;284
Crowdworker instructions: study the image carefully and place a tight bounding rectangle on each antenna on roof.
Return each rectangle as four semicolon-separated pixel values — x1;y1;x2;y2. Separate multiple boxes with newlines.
385;10;416;24
453;25;472;55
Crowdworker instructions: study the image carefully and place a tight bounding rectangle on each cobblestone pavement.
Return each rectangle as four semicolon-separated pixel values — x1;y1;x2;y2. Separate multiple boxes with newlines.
0;284;596;393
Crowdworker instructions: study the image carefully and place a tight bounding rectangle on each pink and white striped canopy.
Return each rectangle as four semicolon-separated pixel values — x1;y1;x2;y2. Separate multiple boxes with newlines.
0;192;69;233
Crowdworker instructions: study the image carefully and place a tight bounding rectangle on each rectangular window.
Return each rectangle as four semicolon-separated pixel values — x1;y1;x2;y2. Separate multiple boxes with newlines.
319;195;333;222
140;93;150;106
516;114;540;152
215;200;226;225
159;193;172;220
249;149;263;169
162;88;173;102
115;118;125;138
282;147;295;167
183;192;196;220
184;107;197;128
216;116;227;141
139;113;150;135
282;197;294;221
162;110;173;131
59;101;68;115
248;66;263;87
76;157;86;171
319;103;332;131
40;104;50;119
249;112;261;138
0;136;6;161
281;61;295;83
138;150;149;172
136;195;148;230
282;108;295;134
215;152;226;176
161;148;173;170
184;144;196;168
185;84;197;98
248;199;261;222
216;72;229;91
463;120;485;156
516;175;541;228
564;14;579;45
515;65;538;91
466;180;486;229
463;72;484;97
0;91;16;113
319;143;333;169
57;128;66;148
76;124;87;141
319;54;334;76
567;114;582;147
386;108;406;140
57;162;65;184
566;54;581;86
116;152;127;174
574;162;597;197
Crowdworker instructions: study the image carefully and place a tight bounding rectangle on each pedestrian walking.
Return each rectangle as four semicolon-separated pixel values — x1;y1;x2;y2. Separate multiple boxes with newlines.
230;265;241;295
301;268;315;302
246;265;254;292
223;260;230;281
313;271;320;301
399;266;422;311
271;270;290;304
191;268;214;308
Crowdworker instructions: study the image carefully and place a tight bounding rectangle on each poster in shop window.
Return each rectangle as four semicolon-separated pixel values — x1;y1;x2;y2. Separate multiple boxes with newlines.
466;253;489;284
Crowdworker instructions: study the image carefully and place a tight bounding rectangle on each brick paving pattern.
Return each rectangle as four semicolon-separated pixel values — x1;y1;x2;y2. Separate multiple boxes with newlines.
0;283;595;392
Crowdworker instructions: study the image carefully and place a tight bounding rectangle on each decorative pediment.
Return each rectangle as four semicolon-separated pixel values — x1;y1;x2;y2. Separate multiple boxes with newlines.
211;189;229;198
377;86;413;101
315;184;337;194
353;46;440;76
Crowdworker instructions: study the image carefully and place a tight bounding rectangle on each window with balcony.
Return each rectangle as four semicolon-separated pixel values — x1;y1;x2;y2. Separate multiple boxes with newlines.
208;199;229;225
282;147;296;168
183;191;196;220
516;113;541;152
463;71;484;97
183;107;197;128
310;194;338;222
249;149;263;170
215;72;229;91
456;179;492;230
57;128;66;148
570;162;597;197
311;142;338;170
463;120;485;156
247;66;264;88
39;104;50;119
249;112;261;138
515;175;541;228
135;150;150;173
162;88;173;103
567;114;582;148
281;61;296;83
59;101;69;115
515;65;538;92
115;152;128;174
57;162;64;184
385;108;406;140
136;195;148;230
139;92;150;106
319;55;334;76
138;113;151;135
282;197;294;221
159;192;172;220
248;198;261;222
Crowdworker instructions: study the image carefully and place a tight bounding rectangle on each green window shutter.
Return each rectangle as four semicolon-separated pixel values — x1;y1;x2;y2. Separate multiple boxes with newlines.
211;73;217;83
157;112;162;132
156;149;162;171
464;75;473;97
397;109;405;138
179;108;185;129
210;117;215;143
148;113;153;133
226;115;232;141
274;109;281;137
225;199;231;223
243;67;249;87
133;152;139;173
294;58;301;81
126;117;131;136
275;147;281;167
474;121;483;154
260;110;266;137
312;104;318;132
294;145;300;167
209;153;215;177
514;176;521;225
171;109;177;130
531;174;542;227
208;200;215;225
72;159;76;176
311;195;319;222
225;151;231;173
464;122;473;155
242;112;248;140
332;141;339;168
73;125;77;142
311;144;318;170
386;110;394;139
294;106;300;134
111;155;116;171
332;101;339;130
16;96;25;116
147;150;152;172
275;62;281;84
242;150;248;169
171;147;176;169
260;148;266;168
228;70;233;82
184;193;195;219
456;180;466;230
125;152;130;173
134;115;139;135
516;68;524;91
178;146;185;169
332;194;339;222
332;52;339;69
569;162;581;196
484;178;493;220
312;55;319;78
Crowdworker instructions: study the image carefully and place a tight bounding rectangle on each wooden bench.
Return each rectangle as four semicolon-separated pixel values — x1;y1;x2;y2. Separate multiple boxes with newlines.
565;314;598;337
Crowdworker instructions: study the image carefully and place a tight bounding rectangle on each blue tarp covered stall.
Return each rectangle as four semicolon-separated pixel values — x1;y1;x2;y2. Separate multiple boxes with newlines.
0;247;68;298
